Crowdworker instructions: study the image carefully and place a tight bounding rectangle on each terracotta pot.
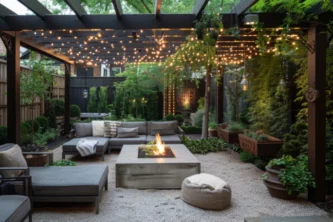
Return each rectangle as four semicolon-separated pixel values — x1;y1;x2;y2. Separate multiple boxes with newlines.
23;154;49;167
263;166;298;200
238;134;283;157
217;125;242;144
208;129;217;137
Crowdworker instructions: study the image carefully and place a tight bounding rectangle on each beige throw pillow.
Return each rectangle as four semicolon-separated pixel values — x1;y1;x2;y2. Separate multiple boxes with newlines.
104;121;121;138
0;144;27;177
92;121;105;137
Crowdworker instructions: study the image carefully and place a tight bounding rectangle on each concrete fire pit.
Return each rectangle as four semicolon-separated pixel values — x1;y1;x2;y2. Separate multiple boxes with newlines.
116;144;201;189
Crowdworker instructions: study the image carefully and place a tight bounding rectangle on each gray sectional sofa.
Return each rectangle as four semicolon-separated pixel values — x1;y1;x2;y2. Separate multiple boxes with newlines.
63;120;184;160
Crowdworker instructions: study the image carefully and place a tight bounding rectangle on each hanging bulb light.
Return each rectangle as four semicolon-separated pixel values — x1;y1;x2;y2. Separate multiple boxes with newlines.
240;75;248;91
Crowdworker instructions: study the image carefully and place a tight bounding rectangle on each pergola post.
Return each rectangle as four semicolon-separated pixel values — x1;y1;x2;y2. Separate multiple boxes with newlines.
307;23;327;202
1;32;21;144
64;63;71;135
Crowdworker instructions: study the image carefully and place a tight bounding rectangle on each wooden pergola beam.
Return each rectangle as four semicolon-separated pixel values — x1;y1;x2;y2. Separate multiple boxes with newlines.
155;0;163;17
112;0;123;19
64;0;87;20
229;0;258;15
192;0;209;18
18;0;51;19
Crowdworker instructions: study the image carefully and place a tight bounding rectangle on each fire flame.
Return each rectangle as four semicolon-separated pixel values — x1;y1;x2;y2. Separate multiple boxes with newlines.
154;133;165;155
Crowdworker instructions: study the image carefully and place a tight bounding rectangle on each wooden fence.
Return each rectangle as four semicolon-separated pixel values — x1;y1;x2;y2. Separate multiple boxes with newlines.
0;59;65;126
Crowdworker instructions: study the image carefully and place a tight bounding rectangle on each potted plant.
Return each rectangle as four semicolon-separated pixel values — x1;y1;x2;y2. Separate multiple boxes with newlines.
208;122;217;137
262;155;315;199
217;122;244;144
238;129;283;157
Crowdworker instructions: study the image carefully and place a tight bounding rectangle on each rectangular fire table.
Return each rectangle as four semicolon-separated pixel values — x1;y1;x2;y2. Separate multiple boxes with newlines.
116;144;201;189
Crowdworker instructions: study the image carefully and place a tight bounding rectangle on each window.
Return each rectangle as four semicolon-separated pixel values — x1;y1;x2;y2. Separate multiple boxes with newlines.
103;68;108;77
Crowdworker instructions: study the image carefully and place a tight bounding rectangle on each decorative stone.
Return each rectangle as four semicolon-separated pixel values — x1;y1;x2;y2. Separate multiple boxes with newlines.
181;173;232;210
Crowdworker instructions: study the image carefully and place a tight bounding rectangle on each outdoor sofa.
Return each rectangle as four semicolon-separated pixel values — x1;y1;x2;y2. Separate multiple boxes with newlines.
62;120;184;160
0;143;108;214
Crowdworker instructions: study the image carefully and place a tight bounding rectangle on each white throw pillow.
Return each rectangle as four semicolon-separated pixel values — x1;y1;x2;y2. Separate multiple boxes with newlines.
0;144;28;177
92;121;105;137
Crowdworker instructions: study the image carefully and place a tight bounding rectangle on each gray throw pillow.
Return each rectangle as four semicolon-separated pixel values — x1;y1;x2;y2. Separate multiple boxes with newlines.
74;123;93;137
0;144;27;177
117;127;139;138
150;121;177;135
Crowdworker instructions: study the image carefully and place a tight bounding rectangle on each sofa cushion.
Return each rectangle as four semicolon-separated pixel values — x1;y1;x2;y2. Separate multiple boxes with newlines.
146;135;181;144
150;121;178;135
117;127;138;138
104;121;121;138
0;195;31;222
119;122;147;135
0;144;27;177
92;121;105;137
74;123;93;137
63;137;109;153
30;165;108;196
109;135;146;146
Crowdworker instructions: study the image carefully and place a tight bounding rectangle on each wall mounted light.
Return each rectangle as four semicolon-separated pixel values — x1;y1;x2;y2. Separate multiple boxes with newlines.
240;75;248;91
83;89;88;99
243;14;259;25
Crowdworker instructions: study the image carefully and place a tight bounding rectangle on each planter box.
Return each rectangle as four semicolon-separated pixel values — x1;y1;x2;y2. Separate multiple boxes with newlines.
238;134;283;157
24;154;49;167
217;125;242;144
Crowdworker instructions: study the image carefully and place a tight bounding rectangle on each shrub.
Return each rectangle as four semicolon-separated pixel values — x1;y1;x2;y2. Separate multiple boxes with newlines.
244;129;269;141
25;120;40;132
181;126;202;134
164;114;176;121
34;128;58;146
35;116;49;132
208;122;217;129
183;136;226;154
70;104;81;117
226;123;244;132
0;126;7;145
175;114;184;126
51;99;65;116
254;158;268;170
239;151;256;163
193;109;204;127
46;159;76;166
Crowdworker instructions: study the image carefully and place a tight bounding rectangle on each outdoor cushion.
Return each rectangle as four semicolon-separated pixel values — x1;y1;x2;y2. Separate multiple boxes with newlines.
119;122;147;135
74;122;93;137
104;121;121;138
62;137;109;153
181;173;232;210
92;121;105;137
117;127;139;138
0;195;31;222
0;144;27;177
30;165;108;196
146;135;181;144
150;121;178;135
109;135;146;146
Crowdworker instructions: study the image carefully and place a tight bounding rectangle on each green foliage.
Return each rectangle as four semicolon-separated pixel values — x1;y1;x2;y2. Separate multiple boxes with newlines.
97;87;108;113
180;126;202;134
49;99;65;116
193;109;204;128
197;97;205;110
113;63;163;120
266;155;315;195
226;123;244;132
240;151;256;163
280;122;308;157
70;105;81;117
20;122;32;146
164;114;176;121
33;128;58;146
183;136;227;154
25;120;40;133
175;114;184;126
0;126;7;145
244;130;269;141
46;159;76;166
87;87;97;112
35;116;49;133
208;121;217;129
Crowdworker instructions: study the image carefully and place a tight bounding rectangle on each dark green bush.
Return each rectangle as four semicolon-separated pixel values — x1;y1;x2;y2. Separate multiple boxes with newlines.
181;126;202;134
183;136;226;154
25;120;40;132
0;126;7;145
254;158;268;170
46;159;76;166
193;109;204;127
34;128;58;146
70;104;81;117
50;99;65;116
175;114;184;126
239;151;256;163
164;114;176;121
35;116;49;132
20;122;32;146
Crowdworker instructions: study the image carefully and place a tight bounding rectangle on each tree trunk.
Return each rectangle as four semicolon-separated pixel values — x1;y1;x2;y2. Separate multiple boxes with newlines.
201;65;212;139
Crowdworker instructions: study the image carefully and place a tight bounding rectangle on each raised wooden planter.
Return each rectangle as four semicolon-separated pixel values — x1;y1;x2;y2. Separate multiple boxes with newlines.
217;125;242;144
238;134;283;157
208;128;217;137
23;154;49;167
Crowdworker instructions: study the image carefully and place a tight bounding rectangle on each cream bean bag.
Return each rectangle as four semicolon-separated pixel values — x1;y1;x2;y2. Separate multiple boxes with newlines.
181;173;231;210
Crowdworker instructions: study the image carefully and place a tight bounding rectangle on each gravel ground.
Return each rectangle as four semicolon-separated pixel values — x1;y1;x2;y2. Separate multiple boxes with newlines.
31;147;328;222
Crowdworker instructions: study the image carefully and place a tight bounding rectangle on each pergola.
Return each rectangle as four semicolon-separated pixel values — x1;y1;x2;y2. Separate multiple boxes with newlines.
0;0;331;202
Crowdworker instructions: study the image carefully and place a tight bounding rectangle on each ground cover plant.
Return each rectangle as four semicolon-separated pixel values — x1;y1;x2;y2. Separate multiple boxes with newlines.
183;136;226;154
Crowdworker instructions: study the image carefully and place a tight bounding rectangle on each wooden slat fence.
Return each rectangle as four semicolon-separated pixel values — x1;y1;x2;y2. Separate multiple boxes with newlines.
0;59;65;126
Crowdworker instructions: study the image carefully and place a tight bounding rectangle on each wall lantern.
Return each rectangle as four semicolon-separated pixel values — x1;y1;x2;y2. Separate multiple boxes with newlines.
243;14;259;25
83;89;88;99
240;75;248;91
